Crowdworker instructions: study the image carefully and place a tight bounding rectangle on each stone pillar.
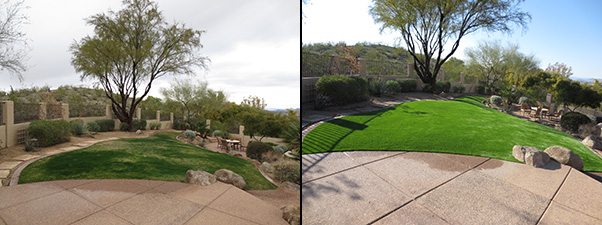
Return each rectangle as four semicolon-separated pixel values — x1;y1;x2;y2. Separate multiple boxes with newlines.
156;110;161;121
105;105;112;119
170;112;174;122
406;63;411;77
61;103;69;120
206;119;211;129
239;125;245;145
3;101;15;147
136;108;141;120
39;102;47;120
459;72;465;84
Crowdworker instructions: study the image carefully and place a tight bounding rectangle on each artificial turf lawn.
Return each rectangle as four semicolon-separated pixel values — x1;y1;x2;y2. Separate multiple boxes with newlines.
20;132;275;190
302;96;602;172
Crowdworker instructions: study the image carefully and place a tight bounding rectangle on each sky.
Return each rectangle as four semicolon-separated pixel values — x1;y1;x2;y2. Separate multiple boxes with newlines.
0;0;300;110
302;0;602;80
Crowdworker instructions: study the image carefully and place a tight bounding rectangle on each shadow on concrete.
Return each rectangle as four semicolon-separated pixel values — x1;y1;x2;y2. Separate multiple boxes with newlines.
302;172;363;208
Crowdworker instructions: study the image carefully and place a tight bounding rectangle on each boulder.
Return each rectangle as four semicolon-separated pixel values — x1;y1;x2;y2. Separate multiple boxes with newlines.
214;169;246;189
524;150;550;168
186;170;216;186
135;129;143;135
582;135;602;150
261;162;275;174
512;145;539;162
578;123;600;138
544;146;583;170
281;205;300;225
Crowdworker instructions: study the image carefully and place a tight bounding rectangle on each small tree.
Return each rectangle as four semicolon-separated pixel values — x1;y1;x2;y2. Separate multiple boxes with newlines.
554;80;602;111
545;62;572;78
370;0;530;86
0;0;27;79
71;0;208;130
241;95;266;110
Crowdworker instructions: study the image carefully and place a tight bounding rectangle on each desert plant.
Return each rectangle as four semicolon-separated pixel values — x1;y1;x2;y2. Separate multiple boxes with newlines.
132;119;147;130
86;121;100;133
149;122;161;130
273;145;288;153
518;96;529;105
95;119;115;132
183;130;196;142
451;86;465;94
246;141;273;161
28;120;71;147
315;75;369;106
490;95;503;106
399;80;417;92
212;130;229;139
560;112;591;133
69;119;86;136
273;160;300;184
368;78;385;97
383;80;401;95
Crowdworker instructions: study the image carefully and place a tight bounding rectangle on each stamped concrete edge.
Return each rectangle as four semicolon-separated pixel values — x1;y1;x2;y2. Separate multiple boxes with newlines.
7;137;120;186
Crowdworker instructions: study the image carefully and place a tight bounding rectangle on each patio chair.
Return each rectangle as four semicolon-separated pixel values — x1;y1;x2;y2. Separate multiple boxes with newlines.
219;138;230;152
520;103;531;116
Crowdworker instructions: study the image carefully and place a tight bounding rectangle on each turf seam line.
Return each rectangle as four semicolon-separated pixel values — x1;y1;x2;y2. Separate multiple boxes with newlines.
301;151;407;184
535;168;572;225
366;158;491;225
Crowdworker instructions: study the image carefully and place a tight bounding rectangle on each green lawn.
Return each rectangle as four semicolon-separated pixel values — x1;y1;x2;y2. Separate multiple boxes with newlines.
303;96;602;172
20;132;275;190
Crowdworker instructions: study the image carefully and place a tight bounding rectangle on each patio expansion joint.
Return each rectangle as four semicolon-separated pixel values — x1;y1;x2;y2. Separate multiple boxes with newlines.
366;158;492;225
179;185;262;225
535;167;572;225
0;183;65;211
302;151;407;184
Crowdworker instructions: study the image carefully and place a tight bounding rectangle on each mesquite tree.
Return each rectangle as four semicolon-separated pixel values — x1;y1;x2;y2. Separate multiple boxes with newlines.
370;0;530;86
71;0;208;130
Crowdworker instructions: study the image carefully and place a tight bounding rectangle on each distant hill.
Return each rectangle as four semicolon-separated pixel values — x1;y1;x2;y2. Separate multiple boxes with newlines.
0;85;109;105
302;42;410;62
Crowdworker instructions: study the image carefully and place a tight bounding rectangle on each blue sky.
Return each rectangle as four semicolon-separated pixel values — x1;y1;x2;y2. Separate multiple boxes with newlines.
302;0;602;79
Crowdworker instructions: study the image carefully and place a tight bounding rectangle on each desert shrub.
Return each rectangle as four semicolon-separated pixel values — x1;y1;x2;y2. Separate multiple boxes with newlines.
86;121;100;133
399;80;416;92
383;80;401;95
315;75;368;106
518;96;530;105
422;81;451;93
560;112;591;133
368;78;385;97
261;151;282;163
451;86;465;94
28;120;71;147
172;119;187;130
69;119;86;136
183;130;196;141
490;95;503;106
477;85;486;95
95;119;115;132
149;122;161;130
273;145;288;153
132;120;147;130
274;161;300;184
212;130;229;139
246;141;273;161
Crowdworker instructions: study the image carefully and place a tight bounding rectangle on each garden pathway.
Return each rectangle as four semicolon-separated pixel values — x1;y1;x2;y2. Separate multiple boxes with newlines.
0;179;287;225
302;151;602;225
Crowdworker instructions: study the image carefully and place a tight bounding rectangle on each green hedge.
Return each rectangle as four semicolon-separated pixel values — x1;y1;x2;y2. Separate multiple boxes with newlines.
560;112;591;133
316;75;368;106
95;119;115;132
247;141;273;161
28;120;71;147
69;119;86;136
384;80;401;95
399;80;417;92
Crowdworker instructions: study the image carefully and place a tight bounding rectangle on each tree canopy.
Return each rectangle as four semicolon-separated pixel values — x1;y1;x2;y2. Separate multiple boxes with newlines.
0;0;27;79
370;0;530;85
70;0;208;130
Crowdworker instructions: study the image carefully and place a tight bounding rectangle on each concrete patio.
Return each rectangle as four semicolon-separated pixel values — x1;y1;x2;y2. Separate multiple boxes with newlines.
302;151;602;225
0;179;287;225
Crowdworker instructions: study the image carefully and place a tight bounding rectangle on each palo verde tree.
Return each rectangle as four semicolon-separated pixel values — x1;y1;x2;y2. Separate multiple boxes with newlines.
71;0;208;130
370;0;530;86
0;0;27;80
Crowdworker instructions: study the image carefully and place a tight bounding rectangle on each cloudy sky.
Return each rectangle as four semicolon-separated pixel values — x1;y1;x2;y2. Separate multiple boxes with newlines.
303;0;602;80
1;0;300;109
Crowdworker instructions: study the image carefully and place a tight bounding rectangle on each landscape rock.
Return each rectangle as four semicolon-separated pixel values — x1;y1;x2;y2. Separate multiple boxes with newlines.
582;135;602;150
281;205;300;225
578;123;600;138
214;169;246;189
524;150;550;168
185;170;216;186
512;145;539;162
135;129;143;135
544;146;584;170
261;162;275;174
